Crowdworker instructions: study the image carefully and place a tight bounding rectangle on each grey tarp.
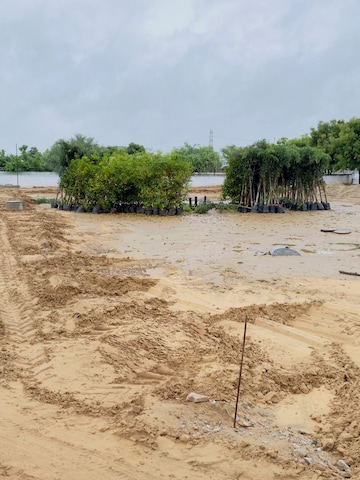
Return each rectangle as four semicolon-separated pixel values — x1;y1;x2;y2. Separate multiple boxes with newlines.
269;245;301;256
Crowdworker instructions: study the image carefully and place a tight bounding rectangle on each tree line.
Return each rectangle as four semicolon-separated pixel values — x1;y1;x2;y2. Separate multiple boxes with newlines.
0;137;147;173
290;117;360;173
1;117;360;174
0;145;49;172
0;135;222;174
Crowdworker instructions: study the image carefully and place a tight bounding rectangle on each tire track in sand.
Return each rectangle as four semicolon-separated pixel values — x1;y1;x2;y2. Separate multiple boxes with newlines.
0;217;49;378
0;386;139;480
0;204;150;480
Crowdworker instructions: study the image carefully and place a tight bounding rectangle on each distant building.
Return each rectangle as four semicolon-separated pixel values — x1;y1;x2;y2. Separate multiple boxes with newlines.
323;169;359;185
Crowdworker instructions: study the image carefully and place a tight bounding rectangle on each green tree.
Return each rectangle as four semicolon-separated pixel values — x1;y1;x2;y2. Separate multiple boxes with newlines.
140;152;192;209
223;141;329;208
0;149;8;170
47;134;100;174
58;150;191;212
2;145;48;172
126;142;145;155
308;120;344;172
298;118;360;174
59;156;98;207
174;143;222;173
335;118;360;171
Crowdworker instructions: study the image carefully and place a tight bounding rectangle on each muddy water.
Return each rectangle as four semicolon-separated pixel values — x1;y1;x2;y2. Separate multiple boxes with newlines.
70;200;360;285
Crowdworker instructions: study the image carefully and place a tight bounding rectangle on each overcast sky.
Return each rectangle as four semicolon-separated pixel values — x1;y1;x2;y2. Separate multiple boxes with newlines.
1;0;359;154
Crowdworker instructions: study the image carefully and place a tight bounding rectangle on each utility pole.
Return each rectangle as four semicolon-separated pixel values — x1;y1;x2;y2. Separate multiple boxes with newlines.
209;129;213;148
16;143;19;187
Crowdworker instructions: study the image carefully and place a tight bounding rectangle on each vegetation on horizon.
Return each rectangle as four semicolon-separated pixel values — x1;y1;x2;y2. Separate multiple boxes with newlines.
173;143;222;173
1;117;360;175
288;117;360;173
0;145;50;172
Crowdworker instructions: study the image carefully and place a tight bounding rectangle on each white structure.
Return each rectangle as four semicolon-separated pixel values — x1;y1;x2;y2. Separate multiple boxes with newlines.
323;169;359;185
6;200;23;210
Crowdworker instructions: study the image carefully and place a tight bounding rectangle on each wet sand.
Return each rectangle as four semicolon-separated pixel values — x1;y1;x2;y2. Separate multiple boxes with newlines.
0;183;360;479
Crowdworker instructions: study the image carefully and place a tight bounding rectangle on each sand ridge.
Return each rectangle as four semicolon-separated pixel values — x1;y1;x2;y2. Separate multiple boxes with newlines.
0;184;359;479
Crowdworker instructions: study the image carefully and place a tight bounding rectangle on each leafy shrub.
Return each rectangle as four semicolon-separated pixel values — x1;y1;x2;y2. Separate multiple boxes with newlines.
194;202;216;214
215;202;237;212
58;151;192;211
30;197;56;204
182;204;192;213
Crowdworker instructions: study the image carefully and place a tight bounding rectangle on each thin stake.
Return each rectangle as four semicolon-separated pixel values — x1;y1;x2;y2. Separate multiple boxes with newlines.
233;314;248;428
16;143;19;188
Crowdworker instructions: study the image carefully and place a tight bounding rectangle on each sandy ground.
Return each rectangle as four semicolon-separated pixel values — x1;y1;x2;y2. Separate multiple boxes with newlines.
1;183;360;479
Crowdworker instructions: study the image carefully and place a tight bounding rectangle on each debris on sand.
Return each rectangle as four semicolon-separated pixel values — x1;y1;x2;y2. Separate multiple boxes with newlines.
269;245;301;256
186;392;209;403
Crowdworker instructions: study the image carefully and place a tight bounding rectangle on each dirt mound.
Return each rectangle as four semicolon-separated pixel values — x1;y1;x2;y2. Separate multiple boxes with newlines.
326;183;360;204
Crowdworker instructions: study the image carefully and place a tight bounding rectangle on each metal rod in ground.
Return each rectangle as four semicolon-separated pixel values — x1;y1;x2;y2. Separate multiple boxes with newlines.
233;314;248;428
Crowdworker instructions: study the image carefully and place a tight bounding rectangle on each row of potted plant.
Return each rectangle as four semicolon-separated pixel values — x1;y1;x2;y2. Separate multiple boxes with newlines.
223;141;331;210
52;202;184;215
55;150;192;214
236;200;331;213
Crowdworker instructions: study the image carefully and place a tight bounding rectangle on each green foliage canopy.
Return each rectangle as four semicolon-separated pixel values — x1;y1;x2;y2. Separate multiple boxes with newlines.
58;150;192;212
126;142;145;155
0;145;50;172
174;143;222;173
45;134;100;174
222;141;329;207
2;118;360;178
297;118;360;172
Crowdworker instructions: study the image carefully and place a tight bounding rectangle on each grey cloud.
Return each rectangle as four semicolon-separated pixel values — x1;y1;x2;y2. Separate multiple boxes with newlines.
1;0;360;153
